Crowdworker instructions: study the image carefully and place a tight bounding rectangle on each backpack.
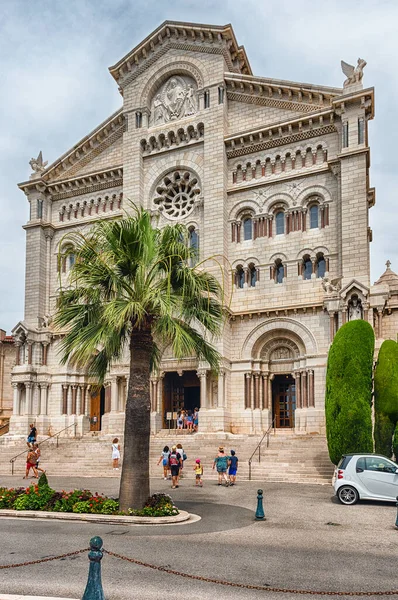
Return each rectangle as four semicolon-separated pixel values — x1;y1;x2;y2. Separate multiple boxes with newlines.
169;453;179;466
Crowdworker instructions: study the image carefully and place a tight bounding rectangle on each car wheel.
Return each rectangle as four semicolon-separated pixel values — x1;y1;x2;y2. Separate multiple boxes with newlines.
337;485;359;505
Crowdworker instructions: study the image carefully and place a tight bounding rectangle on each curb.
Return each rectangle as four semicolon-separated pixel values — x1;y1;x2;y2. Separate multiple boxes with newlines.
0;509;191;525
0;596;78;600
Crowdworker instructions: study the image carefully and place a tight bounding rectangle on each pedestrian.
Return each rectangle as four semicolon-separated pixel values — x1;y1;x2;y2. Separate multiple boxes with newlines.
186;410;194;433
23;448;39;479
193;458;203;487
112;438;121;470
157;445;170;480
168;445;182;489
32;443;46;475
177;411;184;430
193;407;199;432
212;446;229;486
26;423;37;448
176;442;186;479
228;449;238;485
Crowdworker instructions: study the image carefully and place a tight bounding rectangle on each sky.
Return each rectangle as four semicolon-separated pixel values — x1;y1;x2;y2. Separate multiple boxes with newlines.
0;0;397;333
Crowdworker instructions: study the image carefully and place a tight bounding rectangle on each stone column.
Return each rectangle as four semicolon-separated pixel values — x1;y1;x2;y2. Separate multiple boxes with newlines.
71;385;77;415
76;385;82;415
15;343;21;366
377;308;383;339
111;377;118;412
85;386;90;417
62;385;68;415
198;371;208;409
329;312;335;342
12;383;20;416
42;343;49;366
66;385;72;415
217;369;225;408
244;373;252;409
262;374;268;409
308;370;314;408
157;374;164;414
38;384;44;415
27;342;33;366
253;373;260;409
295;372;301;408
301;371;308;408
25;382;33;415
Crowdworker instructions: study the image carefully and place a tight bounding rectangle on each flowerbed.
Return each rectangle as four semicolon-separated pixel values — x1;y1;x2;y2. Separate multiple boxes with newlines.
0;474;178;517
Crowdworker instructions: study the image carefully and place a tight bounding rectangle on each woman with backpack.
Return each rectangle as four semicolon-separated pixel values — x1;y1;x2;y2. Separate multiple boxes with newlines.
168;445;182;489
212;446;229;486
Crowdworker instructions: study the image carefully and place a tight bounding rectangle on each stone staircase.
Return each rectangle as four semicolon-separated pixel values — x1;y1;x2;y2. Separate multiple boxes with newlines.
0;430;334;484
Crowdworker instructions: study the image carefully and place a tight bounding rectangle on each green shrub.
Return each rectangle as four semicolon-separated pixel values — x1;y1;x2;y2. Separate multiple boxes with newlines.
393;423;398;461
374;411;394;457
73;499;119;514
13;483;55;511
0;488;25;509
37;472;48;489
374;340;398;458
325;320;374;465
53;489;93;512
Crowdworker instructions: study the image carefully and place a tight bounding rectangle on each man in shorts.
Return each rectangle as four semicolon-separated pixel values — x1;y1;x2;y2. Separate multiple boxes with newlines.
168;445;182;489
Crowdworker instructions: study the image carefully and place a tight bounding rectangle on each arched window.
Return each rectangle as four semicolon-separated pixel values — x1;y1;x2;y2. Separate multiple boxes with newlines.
309;205;319;229
236;266;245;289
275;260;284;284
303;256;313;280
316;253;326;278
275;211;285;235
188;227;199;266
243;217;253;241
249;264;257;287
69;253;76;269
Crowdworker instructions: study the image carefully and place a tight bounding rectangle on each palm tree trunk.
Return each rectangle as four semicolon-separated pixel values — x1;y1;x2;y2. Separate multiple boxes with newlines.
119;327;153;511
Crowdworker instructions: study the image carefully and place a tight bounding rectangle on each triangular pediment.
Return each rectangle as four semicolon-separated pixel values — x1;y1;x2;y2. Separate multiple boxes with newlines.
340;279;369;300
109;21;252;90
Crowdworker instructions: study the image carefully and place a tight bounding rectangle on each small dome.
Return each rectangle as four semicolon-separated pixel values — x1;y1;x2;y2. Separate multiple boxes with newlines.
374;260;398;291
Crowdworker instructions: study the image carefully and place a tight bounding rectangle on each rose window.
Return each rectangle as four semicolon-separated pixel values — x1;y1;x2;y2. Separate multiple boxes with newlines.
153;170;201;220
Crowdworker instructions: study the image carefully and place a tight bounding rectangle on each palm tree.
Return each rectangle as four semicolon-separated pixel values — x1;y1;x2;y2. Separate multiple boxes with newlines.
54;207;224;510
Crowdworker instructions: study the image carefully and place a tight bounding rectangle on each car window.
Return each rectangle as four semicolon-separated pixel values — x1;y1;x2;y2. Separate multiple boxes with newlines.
365;457;397;473
338;455;353;469
356;457;366;471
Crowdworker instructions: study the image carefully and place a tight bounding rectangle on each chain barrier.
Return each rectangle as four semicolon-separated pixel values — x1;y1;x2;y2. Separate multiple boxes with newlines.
1;545;398;597
103;548;398;597
0;548;88;570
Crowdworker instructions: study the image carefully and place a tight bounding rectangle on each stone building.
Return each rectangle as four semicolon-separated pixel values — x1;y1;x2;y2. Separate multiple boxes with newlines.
0;330;15;428
10;21;385;438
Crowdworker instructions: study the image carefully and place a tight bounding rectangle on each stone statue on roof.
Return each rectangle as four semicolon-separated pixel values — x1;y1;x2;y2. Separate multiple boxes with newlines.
341;58;367;89
29;151;48;174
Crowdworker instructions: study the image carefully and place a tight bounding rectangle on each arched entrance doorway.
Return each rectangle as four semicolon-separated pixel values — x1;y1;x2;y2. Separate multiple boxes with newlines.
163;371;200;426
272;374;296;428
89;386;105;431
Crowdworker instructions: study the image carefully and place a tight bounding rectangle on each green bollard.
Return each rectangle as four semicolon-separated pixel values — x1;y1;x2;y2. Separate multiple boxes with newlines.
82;536;105;600
255;488;265;520
395;496;398;529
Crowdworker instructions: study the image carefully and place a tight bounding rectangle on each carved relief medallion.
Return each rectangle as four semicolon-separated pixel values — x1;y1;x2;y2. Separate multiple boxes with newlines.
150;76;197;126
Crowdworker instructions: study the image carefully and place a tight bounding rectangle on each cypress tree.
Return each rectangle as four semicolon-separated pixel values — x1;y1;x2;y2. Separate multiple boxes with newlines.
374;339;398;458
325;320;374;465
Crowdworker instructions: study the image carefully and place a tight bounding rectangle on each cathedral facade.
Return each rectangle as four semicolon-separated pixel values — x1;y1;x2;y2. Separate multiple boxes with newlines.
10;21;387;438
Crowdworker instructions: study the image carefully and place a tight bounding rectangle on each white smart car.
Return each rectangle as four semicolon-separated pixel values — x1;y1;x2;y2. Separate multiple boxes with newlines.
333;453;398;505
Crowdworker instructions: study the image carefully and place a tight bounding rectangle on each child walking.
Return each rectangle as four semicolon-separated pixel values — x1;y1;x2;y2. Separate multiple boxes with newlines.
112;438;121;470
193;458;203;487
228;449;238;485
157;445;170;480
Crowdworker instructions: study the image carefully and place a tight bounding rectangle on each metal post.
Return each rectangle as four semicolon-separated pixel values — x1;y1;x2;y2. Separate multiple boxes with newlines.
82;536;105;600
395;496;398;529
248;460;252;481
255;489;265;520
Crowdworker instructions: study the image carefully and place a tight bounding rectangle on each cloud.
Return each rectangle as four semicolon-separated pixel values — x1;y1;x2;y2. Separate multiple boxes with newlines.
0;0;396;332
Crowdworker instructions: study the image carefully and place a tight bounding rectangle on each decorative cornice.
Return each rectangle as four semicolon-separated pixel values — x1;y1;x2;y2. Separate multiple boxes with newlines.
18;110;124;191
109;21;251;86
225;110;336;159
228;303;324;321
47;167;123;201
227;90;323;113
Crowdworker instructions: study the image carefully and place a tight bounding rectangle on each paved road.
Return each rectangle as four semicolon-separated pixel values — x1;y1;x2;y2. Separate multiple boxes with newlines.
0;475;397;599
